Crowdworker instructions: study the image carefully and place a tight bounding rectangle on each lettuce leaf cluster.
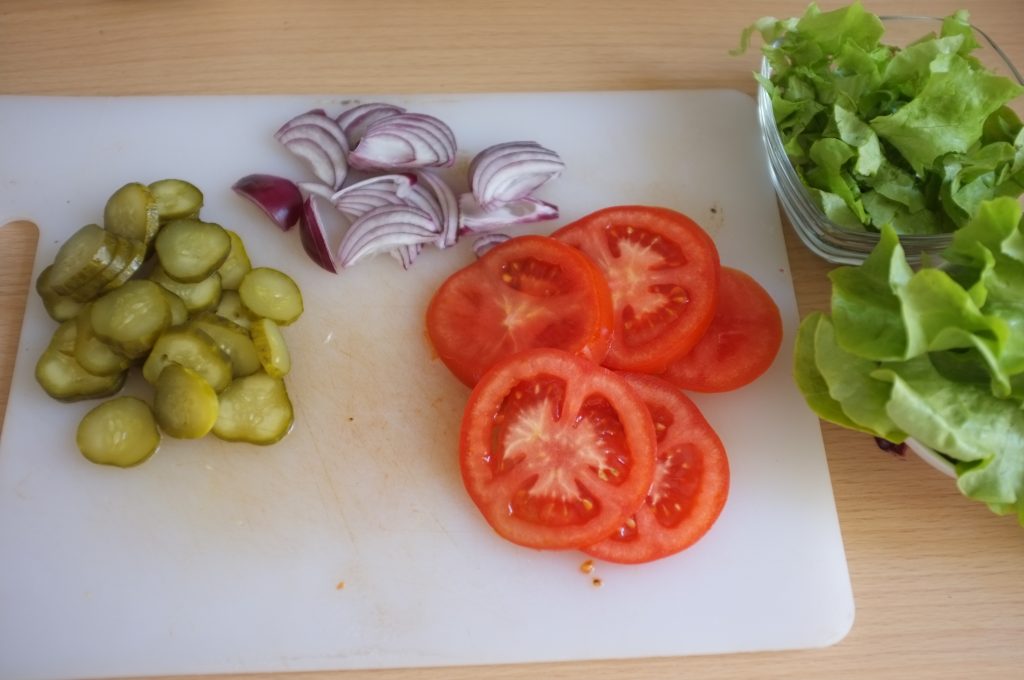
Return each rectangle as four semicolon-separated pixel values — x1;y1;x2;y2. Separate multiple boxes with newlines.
740;2;1024;234
794;197;1024;523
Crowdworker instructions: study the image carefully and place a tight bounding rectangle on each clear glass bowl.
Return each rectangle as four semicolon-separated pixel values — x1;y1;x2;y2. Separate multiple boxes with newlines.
758;16;1024;265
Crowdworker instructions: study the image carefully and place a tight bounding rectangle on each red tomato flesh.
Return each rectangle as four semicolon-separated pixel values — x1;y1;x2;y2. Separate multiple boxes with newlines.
585;372;729;564
552;206;720;373
426;235;613;386
661;266;783;393
459;348;657;550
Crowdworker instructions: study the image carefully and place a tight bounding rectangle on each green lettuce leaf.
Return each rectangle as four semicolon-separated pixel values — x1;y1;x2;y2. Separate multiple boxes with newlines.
870;53;1024;174
874;358;1024;519
739;2;1024;234
791;197;1024;524
813;315;905;440
829;224;915;360
792;311;871;432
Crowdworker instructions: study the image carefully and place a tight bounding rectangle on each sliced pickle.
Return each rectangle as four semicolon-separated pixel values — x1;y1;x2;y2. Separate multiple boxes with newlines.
74;304;130;376
36;265;85;322
190;313;261;378
148;178;204;223
48;224;120;296
238;267;303;325
71;232;134;302
157;287;190;326
142;326;232;392
103;182;160;244
251;317;291;378
212;372;294;445
76;396;160;467
153;364;218;439
89;280;171;358
217;230;252;290
215;290;251;329
36;333;126;403
48;318;79;355
101;236;148;293
155;219;231;283
150;265;222;314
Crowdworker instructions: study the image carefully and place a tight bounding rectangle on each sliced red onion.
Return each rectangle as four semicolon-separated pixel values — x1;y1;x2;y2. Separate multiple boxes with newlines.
472;233;511;258
274;110;350;188
470;141;564;207
330;174;416;219
417;170;459;248
296;181;336;200
404;184;444;228
467;141;537;180
279;137;335;188
396;113;457;158
390;244;423;270
458;193;559;233
349;113;456;170
300;195;345;273
337;204;440;268
232;174;303;231
276;109;350;154
336;102;406;147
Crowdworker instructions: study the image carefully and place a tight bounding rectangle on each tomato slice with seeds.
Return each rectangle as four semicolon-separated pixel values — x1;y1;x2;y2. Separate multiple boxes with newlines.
459;348;656;550
584;372;729;564
661;266;783;393
552;206;720;373
426;235;613;387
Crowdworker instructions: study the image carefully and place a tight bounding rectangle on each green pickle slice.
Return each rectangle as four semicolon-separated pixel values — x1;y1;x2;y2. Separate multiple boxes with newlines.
238;267;303;325
74;304;130;376
103;182;160;244
154;364;219;439
77;396;160;467
142;326;232;392
251;317;291;378
190;313;262;378
150;266;222;314
48;224;120;296
89;280;172;358
213;372;294;445
217;230;252;290
35;321;126;402
155;219;232;283
148;178;204;222
36;266;85;322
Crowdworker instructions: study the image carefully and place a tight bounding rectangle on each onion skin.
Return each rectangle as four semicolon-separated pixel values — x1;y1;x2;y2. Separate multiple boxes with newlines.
232;174;303;231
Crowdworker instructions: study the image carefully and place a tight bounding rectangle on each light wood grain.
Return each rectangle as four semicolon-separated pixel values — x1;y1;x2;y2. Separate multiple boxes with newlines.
2;1;1023;679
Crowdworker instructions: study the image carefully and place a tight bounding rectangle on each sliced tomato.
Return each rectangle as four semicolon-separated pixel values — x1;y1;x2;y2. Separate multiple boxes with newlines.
662;266;783;393
584;372;729;564
552;205;720;373
459;348;656;550
426;235;613;387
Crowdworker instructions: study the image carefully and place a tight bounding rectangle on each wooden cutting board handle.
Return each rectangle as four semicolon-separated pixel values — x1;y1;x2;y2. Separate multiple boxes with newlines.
0;220;38;434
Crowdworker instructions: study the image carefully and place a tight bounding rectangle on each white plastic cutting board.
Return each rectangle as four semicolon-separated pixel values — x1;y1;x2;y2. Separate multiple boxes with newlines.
0;90;853;680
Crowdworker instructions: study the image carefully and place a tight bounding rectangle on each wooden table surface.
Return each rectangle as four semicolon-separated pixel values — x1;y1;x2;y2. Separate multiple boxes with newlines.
1;1;1022;679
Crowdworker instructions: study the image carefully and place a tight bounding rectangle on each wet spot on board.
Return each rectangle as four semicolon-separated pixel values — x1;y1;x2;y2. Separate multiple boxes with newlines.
703;202;725;235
